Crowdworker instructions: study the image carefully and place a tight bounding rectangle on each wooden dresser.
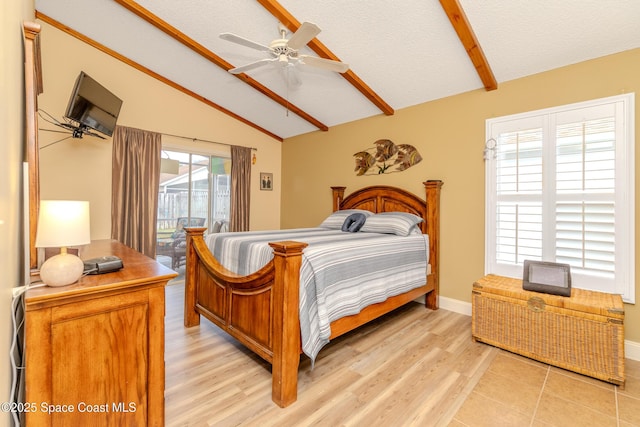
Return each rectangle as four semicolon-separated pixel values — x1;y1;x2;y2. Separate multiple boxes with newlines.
24;240;177;426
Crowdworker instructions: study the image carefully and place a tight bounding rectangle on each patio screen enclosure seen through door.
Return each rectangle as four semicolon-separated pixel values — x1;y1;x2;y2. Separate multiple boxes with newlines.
156;150;230;269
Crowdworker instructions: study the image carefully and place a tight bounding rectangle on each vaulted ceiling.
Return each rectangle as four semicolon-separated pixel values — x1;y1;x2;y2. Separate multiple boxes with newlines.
35;0;640;141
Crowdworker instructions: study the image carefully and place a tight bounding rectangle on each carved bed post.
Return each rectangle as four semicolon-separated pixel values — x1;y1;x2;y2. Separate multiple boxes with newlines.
331;186;346;212
424;180;443;310
269;240;308;408
184;227;207;327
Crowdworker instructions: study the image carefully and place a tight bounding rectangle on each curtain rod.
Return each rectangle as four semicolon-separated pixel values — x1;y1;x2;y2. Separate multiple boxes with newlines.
162;132;257;151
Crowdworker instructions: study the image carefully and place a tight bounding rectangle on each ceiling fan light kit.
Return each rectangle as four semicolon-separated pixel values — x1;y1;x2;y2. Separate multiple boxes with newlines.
221;21;349;78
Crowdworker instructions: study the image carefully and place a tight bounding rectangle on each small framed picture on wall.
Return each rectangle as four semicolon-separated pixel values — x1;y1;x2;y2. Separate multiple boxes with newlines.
260;173;273;191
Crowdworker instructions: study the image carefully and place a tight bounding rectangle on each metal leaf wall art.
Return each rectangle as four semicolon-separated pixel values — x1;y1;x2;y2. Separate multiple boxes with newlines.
353;139;422;175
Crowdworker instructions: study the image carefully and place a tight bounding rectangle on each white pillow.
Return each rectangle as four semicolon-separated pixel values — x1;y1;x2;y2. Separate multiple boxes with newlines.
319;209;373;229
360;212;424;236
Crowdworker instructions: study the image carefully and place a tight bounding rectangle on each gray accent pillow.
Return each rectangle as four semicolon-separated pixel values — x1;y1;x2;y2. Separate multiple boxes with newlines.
341;213;368;232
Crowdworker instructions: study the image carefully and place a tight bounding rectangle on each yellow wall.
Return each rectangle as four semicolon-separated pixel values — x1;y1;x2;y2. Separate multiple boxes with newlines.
282;48;640;343
37;21;282;239
2;2;35;424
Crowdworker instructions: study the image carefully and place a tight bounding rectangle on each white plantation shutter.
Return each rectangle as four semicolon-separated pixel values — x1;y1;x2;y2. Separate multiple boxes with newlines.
485;94;634;302
495;127;544;269
555;117;616;279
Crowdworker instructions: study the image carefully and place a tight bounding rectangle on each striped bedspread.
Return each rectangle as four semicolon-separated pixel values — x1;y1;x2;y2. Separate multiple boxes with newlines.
205;228;430;362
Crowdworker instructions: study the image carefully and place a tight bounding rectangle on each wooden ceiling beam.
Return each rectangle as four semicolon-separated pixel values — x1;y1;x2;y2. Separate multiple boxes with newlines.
439;0;497;91
113;0;328;133
35;12;284;141
257;0;395;116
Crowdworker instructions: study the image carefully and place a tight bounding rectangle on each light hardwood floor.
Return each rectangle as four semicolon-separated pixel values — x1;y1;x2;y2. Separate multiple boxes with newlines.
164;282;495;426
164;282;640;426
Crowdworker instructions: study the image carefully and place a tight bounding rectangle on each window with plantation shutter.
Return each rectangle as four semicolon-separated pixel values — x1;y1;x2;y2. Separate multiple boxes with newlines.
485;94;635;303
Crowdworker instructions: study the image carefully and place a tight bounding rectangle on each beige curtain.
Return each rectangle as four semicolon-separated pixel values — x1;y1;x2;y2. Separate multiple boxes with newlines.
230;146;251;232
111;125;161;257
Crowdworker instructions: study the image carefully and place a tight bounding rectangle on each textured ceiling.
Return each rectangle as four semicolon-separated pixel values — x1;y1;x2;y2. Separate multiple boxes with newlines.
35;0;640;141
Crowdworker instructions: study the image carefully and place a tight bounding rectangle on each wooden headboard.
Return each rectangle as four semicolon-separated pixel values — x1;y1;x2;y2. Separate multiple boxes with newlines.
331;181;444;291
331;181;443;233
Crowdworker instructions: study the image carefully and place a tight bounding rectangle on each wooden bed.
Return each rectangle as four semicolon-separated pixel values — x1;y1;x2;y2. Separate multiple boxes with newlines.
183;180;443;407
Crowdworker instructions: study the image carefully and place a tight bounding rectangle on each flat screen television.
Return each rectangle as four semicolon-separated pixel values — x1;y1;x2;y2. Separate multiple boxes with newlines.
64;71;123;137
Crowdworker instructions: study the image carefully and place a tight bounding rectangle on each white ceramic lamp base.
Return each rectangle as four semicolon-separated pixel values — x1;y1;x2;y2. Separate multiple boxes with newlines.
39;251;84;287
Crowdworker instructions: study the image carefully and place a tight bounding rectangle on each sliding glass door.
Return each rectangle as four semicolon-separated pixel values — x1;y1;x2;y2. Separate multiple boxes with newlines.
156;149;230;268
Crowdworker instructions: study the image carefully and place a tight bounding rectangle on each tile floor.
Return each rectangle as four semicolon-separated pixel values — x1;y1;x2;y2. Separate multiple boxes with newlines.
450;350;640;426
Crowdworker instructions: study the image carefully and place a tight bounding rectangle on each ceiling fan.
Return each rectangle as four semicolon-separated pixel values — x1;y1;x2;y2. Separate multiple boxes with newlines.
220;22;349;79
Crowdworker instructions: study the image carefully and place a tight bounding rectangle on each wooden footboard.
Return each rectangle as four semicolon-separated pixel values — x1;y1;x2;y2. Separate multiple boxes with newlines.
183;230;306;406
184;180;443;407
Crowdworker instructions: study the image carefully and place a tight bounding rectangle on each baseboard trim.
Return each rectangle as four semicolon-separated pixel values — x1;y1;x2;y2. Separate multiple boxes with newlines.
439;296;472;316
626;340;640;361
437;296;640;361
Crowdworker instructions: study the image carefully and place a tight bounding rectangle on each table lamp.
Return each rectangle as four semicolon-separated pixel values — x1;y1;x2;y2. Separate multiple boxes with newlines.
35;200;91;287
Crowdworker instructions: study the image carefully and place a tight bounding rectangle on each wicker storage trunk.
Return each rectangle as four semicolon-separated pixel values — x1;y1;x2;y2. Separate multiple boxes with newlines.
472;274;625;386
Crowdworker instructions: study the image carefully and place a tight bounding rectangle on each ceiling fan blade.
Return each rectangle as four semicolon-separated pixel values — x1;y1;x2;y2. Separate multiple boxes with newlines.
228;58;276;74
286;22;321;50
299;55;349;73
220;32;272;52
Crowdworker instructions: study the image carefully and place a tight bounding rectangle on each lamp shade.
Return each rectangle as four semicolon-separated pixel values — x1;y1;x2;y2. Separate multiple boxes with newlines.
35;200;91;248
